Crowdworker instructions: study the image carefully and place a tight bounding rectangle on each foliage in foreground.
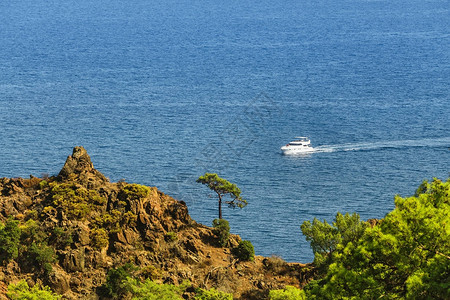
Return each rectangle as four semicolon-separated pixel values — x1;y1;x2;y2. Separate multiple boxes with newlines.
7;280;61;300
269;285;306;300
98;265;234;300
194;287;233;300
98;263;136;299
125;277;188;300
303;178;450;299
301;211;367;269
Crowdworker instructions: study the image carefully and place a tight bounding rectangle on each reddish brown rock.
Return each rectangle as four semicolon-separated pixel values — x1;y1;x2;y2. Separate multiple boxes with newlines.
48;268;70;294
58;146;108;186
0;146;311;299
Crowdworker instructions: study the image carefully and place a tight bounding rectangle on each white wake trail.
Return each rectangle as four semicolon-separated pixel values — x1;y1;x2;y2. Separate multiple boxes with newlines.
313;137;450;153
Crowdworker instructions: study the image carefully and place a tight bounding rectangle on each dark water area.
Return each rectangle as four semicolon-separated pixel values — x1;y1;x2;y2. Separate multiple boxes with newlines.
0;0;449;262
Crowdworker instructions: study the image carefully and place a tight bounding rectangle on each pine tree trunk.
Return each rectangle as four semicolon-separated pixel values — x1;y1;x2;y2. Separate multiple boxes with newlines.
218;195;222;219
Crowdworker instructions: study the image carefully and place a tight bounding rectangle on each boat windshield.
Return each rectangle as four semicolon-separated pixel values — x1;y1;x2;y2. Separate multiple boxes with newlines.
293;137;309;142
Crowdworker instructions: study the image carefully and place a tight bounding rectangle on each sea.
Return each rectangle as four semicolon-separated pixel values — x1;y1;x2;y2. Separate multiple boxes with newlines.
0;0;449;262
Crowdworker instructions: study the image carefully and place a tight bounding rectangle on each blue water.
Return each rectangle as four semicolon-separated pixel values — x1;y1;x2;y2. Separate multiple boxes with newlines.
1;0;449;262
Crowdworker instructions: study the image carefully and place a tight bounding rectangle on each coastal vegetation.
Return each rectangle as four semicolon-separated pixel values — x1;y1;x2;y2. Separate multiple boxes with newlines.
268;286;306;300
301;177;450;299
212;218;230;247
0;147;448;299
232;240;255;262
7;280;61;299
196;173;247;219
0;147;307;299
0;217;21;265
300;212;368;271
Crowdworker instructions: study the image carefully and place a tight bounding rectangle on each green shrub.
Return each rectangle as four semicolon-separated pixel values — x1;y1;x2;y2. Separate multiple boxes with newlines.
0;217;21;264
164;231;178;243
123;211;138;227
50;227;73;249
212;218;230;247
19;219;45;244
91;228;109;249
39;180;49;189
50;182;106;220
194;287;233;300
125;277;187;300
93;210;122;233
28;242;56;274
93;209;137;234
269;286;306;300
232;240;255;261
7;280;61;300
99;264;136;299
121;184;150;201
25;209;38;220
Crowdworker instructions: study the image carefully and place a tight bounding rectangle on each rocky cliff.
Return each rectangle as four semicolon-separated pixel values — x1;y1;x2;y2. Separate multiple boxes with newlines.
0;147;312;299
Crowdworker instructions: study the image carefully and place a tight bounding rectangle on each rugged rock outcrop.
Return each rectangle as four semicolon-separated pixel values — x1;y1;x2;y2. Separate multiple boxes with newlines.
0;147;311;299
58;146;108;187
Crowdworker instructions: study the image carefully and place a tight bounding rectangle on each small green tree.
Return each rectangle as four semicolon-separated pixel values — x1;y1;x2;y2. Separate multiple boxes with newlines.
196;173;247;219
300;212;367;268
0;217;21;265
28;242;56;274
233;240;255;261
99;263;136;299
304;177;450;299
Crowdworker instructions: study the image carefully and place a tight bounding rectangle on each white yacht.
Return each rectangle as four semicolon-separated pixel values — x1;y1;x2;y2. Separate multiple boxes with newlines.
281;137;314;154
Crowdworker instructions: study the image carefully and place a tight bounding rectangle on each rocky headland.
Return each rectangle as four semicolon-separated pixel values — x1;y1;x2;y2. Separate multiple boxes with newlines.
0;147;312;299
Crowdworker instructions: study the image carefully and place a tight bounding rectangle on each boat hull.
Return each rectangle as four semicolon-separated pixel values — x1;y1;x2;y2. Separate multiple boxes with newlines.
280;146;315;154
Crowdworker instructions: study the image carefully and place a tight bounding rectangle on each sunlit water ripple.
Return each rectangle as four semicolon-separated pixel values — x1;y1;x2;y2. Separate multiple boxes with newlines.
0;0;449;262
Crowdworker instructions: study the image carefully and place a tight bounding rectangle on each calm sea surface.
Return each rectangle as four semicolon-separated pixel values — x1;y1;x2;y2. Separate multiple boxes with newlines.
1;0;449;262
